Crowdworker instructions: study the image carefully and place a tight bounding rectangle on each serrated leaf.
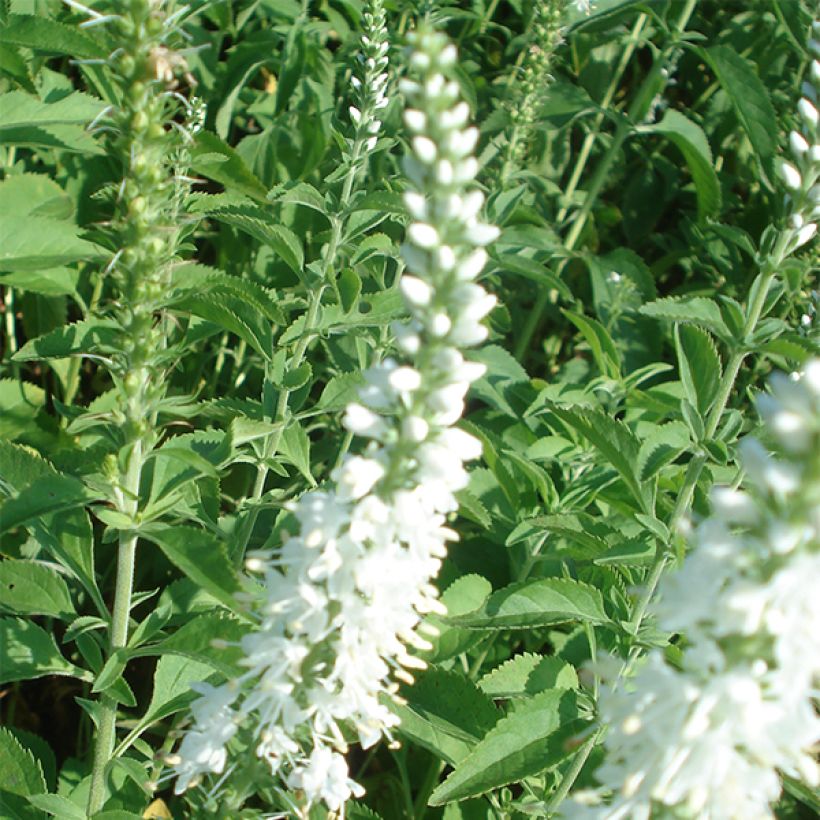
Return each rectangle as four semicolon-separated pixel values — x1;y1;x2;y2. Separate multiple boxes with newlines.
316;372;364;411
562;310;621;379
0;14;106;59
141;655;218;730
0;560;75;619
0;89;105;130
0;174;74;220
13;319;120;361
0;726;46;819
0;618;84;684
637;421;691;481
171;264;285;325
639;296;731;340
548;406;647;510
141;525;242;614
702;45;777;181
27;794;85;819
279;422;314;485
675;324;722;416
478;654;578;698
506;513;610;559
423;574;492;663
191;131;268;202
449;578;609;630
0;474;94;534
637;110;721;220
594;538;654;566
428;689;583;805
390;669;499;766
0;379;45;441
274;181;327;214
0;216;102;271
173;292;272;360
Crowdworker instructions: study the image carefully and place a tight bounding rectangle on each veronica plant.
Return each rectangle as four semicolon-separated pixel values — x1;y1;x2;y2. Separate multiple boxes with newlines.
168;26;497;816
571;360;820;819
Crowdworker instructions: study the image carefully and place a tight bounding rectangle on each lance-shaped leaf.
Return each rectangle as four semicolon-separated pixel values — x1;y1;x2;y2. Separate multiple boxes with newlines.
13;319;120;362
141;525;243;614
389;669;499;766
0;618;85;684
428;689;584;805
448;578;609;630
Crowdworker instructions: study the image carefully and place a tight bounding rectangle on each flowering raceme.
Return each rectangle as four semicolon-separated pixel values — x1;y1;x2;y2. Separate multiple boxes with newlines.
569;361;820;820
170;27;498;814
777;24;820;252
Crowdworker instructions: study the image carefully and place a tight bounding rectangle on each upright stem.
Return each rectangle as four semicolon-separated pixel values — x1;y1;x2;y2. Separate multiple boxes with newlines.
514;0;698;361
87;441;143;814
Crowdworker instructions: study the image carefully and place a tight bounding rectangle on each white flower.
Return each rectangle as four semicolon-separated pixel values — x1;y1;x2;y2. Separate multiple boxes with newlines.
173;25;494;815
577;360;820;819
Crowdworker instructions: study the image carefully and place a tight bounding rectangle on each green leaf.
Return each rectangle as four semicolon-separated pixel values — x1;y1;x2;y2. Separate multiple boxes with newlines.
478;654;578;699
639;296;731;340
0;474;94;534
191;131;268;202
0;174;74;220
0;379;45;441
0;14;106;59
27;794;85;819
279;422;314;485
428;690;583;805
139;655;218;733
562;310;621;379
0;726;46;819
0;560;75;620
141;525;243;614
702;45;777;181
423;574;492;663
506;513;610;559
0;216;102;271
316;372;364;411
171;264;285;325
390;669;499;766
548;406;647;510
0;90;106;130
173;293;273;360
0;618;84;684
675;324;722;416
636;421;691;481
490;253;571;300
448;578;609;630
338;268;362;313
13;319;120;361
636;110;720;220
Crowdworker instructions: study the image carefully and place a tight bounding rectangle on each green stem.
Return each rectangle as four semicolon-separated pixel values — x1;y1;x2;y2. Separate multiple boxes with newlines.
87;439;143;815
514;0;697;362
555;14;648;224
231;132;369;564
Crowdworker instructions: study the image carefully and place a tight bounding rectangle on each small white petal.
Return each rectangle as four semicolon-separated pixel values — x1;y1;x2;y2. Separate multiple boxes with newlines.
408;223;440;249
413;135;437;164
400;274;433;306
389;366;422;392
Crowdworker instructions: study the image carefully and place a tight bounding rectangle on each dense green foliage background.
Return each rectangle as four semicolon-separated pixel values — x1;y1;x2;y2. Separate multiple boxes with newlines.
0;0;817;817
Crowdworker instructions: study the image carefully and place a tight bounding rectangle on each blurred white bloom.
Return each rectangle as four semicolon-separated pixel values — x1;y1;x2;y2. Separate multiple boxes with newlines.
173;26;495;814
571;360;820;819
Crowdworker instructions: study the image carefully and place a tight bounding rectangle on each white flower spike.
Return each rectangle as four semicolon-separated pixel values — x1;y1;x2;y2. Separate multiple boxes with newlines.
172;25;496;815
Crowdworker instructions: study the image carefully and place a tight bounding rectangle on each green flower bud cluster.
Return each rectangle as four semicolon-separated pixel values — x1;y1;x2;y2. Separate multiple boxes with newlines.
94;0;196;422
503;0;564;173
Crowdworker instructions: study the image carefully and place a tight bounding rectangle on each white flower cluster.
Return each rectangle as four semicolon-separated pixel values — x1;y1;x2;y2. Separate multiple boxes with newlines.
171;29;497;815
778;25;820;252
348;0;388;155
570;361;820;820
